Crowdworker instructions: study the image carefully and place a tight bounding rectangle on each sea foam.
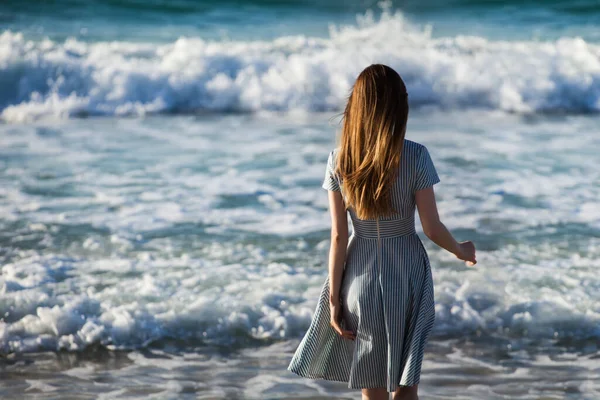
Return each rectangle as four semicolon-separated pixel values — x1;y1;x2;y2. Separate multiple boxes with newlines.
2;246;600;354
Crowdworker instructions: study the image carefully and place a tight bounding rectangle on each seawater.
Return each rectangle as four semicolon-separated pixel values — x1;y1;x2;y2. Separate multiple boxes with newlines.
1;1;600;399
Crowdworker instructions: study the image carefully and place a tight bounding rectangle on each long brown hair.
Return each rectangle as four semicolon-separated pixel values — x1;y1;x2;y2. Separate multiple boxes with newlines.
336;64;409;220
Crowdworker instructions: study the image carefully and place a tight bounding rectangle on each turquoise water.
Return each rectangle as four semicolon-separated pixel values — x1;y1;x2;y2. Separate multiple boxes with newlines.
4;0;600;42
1;1;600;399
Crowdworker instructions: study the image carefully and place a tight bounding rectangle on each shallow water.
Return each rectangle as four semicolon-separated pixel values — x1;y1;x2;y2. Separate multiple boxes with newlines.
2;340;599;399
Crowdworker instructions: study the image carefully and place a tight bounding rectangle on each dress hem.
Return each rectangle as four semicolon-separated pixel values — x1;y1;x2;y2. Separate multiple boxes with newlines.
287;366;421;391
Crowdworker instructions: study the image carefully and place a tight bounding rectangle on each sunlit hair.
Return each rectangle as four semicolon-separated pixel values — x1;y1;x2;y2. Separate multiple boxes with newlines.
336;64;409;220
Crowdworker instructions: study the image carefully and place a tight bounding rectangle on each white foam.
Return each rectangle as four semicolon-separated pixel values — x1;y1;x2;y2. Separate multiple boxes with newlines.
2;238;600;354
0;252;325;353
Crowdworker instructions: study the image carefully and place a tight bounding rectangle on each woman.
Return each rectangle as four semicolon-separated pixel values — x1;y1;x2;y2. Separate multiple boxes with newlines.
288;64;477;400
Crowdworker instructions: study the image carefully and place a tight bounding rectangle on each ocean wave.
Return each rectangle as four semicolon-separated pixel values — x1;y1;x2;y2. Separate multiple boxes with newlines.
2;9;600;121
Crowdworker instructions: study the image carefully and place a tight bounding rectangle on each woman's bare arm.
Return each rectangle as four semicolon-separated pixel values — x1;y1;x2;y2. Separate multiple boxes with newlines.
326;190;355;340
415;186;476;265
327;190;349;303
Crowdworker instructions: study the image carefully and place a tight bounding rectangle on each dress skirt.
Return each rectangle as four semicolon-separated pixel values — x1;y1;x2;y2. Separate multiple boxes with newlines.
287;231;436;392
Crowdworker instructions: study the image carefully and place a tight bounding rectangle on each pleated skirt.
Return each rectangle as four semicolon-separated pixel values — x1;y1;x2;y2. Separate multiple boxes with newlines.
287;233;435;392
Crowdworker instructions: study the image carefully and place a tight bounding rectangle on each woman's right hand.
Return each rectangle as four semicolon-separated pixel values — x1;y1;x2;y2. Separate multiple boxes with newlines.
456;241;477;266
329;300;356;341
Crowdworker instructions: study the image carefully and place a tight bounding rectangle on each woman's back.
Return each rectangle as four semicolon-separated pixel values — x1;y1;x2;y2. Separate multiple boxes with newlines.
325;139;440;224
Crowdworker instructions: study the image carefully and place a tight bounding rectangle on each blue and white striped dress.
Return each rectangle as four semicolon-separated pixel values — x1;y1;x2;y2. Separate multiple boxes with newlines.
288;139;440;391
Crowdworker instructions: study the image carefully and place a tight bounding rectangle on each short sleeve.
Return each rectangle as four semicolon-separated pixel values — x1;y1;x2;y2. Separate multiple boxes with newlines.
322;151;341;192
414;146;440;191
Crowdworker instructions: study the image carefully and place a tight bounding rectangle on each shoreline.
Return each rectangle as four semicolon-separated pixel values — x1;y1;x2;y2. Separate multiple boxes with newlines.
1;339;598;399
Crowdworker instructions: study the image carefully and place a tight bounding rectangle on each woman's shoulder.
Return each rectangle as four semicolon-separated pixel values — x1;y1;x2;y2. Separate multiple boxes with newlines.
326;148;340;174
403;139;428;154
329;141;429;157
329;141;427;160
328;147;340;164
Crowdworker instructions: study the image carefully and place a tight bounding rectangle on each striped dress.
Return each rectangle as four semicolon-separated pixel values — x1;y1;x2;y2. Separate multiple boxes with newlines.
288;139;440;391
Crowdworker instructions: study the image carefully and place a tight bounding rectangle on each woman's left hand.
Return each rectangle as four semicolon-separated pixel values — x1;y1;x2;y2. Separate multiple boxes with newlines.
329;300;355;341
